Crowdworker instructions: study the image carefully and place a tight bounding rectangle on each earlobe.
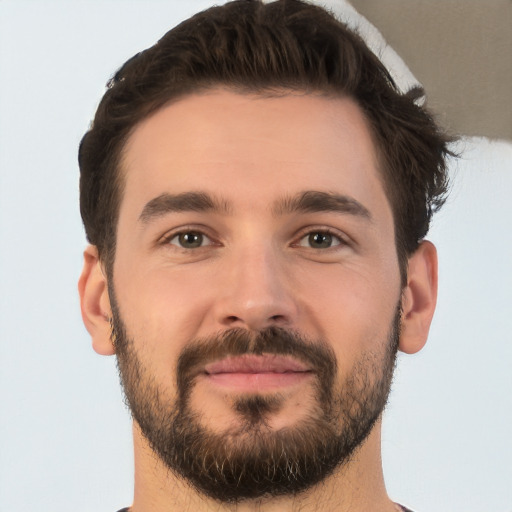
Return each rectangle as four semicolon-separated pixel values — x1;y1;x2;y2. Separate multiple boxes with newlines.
399;240;438;354
78;245;115;356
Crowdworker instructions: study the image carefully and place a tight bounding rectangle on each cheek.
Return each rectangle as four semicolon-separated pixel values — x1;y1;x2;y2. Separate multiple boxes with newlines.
296;260;401;356
113;264;216;369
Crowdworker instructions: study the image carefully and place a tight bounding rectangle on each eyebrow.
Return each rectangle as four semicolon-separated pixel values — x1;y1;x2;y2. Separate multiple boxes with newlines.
272;191;372;220
138;190;371;224
139;192;231;223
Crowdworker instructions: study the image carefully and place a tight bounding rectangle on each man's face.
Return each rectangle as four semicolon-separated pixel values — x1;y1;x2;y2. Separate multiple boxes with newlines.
110;90;403;500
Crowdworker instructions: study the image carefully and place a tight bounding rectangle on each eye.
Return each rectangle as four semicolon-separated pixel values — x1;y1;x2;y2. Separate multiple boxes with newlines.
297;231;342;249
167;231;211;249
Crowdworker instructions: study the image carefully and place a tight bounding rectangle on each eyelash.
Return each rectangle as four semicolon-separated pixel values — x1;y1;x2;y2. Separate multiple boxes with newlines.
293;227;349;250
159;226;349;251
160;227;217;249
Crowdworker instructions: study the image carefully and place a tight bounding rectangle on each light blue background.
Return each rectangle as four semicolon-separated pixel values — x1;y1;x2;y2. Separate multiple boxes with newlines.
1;2;511;511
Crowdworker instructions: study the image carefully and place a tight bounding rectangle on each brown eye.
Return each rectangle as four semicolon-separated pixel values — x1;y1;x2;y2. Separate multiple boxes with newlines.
170;231;206;248
308;232;333;248
297;231;342;249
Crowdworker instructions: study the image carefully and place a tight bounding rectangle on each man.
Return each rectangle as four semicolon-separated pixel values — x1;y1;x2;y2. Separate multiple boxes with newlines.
78;1;451;511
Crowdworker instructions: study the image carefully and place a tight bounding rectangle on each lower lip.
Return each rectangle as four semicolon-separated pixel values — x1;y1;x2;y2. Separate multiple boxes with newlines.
204;371;313;391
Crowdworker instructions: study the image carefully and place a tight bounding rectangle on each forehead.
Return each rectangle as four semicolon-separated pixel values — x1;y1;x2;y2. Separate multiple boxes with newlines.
119;89;389;221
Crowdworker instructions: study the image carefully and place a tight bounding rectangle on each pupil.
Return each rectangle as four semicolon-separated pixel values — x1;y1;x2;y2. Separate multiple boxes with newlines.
179;232;202;248
309;232;331;248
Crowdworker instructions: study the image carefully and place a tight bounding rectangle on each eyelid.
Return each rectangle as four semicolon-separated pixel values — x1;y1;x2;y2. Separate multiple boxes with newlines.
169;232;213;248
158;225;219;247
292;226;351;248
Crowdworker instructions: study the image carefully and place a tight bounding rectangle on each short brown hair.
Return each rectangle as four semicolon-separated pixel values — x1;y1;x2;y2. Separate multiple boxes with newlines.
79;0;452;280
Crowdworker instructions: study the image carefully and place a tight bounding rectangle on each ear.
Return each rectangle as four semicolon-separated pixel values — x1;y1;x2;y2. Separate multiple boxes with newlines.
78;245;115;355
399;240;438;354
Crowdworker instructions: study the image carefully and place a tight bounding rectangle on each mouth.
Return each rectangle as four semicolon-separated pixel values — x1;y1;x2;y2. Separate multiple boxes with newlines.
202;354;313;391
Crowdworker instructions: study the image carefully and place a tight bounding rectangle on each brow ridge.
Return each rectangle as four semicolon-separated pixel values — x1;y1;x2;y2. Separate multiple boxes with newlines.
139;192;231;223
138;190;371;224
272;191;372;220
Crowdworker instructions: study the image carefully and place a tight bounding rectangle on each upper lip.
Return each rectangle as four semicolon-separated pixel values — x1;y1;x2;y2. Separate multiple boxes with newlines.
204;354;311;375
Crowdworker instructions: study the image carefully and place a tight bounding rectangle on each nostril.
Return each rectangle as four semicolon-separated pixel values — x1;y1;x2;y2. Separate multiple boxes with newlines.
223;314;287;327
269;314;286;323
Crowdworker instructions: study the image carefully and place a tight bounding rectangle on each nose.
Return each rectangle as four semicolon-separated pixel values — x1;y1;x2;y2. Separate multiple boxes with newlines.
213;245;299;331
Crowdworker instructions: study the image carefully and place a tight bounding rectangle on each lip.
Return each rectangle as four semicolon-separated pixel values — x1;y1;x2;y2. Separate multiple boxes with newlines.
204;354;310;374
202;354;313;391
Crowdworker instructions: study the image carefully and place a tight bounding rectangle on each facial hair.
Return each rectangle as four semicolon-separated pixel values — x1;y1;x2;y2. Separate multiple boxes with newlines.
111;289;400;503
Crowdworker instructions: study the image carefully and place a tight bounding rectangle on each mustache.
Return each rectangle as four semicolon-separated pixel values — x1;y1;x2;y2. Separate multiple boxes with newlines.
176;326;337;393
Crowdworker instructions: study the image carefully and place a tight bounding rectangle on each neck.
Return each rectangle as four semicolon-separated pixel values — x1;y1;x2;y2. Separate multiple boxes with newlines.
129;419;397;512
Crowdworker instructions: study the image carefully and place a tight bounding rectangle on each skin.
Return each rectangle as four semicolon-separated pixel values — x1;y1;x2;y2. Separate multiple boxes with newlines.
79;90;438;512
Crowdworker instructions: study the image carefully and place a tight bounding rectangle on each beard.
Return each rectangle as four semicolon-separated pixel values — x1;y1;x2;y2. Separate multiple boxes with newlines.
110;290;400;503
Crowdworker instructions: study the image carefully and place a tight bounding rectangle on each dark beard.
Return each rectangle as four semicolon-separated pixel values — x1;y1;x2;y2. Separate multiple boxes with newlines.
111;290;400;503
